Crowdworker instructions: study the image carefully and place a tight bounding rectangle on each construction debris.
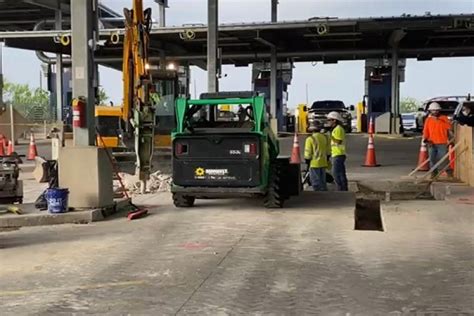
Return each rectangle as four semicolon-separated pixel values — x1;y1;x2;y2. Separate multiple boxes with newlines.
117;171;172;195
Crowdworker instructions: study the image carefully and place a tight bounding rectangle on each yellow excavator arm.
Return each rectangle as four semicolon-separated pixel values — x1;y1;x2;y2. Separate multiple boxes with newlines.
122;0;155;191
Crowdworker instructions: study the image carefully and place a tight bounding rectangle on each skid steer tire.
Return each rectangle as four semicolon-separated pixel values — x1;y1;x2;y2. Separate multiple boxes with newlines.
173;193;195;208
264;163;284;208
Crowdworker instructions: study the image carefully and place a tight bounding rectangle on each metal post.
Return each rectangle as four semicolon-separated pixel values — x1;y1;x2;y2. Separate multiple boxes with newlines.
391;49;399;134
155;0;167;69
9;102;15;145
156;0;167;27
270;52;277;118
71;0;97;146
55;2;63;122
0;42;4;107
270;0;278;120
207;0;218;93
271;0;278;22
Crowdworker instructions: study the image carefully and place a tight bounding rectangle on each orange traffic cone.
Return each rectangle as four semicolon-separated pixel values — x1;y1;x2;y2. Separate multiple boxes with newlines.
448;144;455;171
362;134;380;167
290;132;301;164
6;140;14;156
368;116;375;135
27;133;38;160
416;140;430;171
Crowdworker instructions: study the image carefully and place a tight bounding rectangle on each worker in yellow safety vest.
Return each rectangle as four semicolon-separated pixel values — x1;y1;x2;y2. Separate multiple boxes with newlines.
327;111;348;191
304;120;329;191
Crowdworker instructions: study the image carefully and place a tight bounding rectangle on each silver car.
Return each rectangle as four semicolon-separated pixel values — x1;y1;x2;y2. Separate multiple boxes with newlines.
401;113;417;131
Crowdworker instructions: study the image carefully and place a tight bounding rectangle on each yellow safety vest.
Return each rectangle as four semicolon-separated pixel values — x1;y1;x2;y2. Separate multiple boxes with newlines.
331;125;346;157
304;132;329;168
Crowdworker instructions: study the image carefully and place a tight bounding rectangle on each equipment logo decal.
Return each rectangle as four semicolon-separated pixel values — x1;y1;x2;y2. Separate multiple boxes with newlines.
195;167;205;177
194;168;234;180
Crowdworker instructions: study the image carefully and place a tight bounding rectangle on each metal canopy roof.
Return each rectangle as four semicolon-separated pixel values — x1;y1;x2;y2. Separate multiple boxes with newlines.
1;12;473;69
0;0;122;32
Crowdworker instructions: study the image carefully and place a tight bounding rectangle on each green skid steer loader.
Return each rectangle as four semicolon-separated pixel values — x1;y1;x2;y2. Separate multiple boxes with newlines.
171;91;301;208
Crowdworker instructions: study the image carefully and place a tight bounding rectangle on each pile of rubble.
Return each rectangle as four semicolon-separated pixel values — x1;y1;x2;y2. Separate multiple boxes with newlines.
148;171;172;193
116;171;172;195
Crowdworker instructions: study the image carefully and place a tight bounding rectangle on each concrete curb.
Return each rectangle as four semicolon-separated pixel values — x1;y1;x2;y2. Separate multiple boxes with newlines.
0;198;132;230
354;180;432;200
430;182;470;201
0;209;103;230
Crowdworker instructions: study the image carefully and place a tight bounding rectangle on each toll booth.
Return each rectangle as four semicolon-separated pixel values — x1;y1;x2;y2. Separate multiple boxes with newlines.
46;65;73;123
252;62;293;133
364;59;405;133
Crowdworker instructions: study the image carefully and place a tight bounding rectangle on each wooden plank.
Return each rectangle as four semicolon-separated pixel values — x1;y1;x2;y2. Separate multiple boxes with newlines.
454;125;473;186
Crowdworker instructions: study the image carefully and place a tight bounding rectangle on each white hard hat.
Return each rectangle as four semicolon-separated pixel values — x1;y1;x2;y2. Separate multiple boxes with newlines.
428;102;442;111
327;111;343;122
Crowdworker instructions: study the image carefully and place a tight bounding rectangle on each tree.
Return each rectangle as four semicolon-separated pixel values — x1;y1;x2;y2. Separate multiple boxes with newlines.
400;97;421;113
97;87;109;105
2;80;51;120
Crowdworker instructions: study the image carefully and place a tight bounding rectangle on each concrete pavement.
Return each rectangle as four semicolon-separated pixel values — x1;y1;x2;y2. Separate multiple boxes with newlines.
1;192;473;315
280;133;421;181
1;134;472;315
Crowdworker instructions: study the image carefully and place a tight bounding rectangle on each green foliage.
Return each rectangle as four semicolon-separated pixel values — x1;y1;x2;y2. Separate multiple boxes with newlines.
400;97;421;113
2;79;51;120
97;87;109;104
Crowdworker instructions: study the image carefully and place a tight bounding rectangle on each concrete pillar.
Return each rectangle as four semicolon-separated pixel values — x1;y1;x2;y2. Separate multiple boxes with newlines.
156;0;167;27
391;49;400;134
270;0;278;124
207;0;218;93
55;3;63;122
71;0;97;146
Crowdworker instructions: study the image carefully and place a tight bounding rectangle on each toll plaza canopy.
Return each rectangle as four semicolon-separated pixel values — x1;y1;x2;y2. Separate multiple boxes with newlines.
0;0;122;31
0;5;473;68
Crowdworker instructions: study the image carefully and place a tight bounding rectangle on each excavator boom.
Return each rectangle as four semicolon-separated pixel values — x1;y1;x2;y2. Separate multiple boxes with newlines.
122;0;155;191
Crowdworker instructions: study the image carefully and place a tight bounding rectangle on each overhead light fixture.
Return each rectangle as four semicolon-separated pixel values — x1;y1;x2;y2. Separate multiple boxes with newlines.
166;62;176;70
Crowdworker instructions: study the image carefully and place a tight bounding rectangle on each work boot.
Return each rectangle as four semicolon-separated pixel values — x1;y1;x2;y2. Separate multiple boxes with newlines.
446;170;454;180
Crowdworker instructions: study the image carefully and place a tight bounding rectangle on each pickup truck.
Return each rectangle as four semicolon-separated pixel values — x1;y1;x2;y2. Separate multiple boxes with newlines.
308;100;353;133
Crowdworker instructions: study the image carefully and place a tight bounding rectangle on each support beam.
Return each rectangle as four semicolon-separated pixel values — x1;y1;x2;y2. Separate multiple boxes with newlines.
71;0;97;146
391;49;400;134
271;0;278;22
270;51;277;118
24;0;70;12
270;0;278;120
207;0;218;93
155;0;167;27
388;29;404;134
55;2;63;122
156;0;167;69
0;42;4;107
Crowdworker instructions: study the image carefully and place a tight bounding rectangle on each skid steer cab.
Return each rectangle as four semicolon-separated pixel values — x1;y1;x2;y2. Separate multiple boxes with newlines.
171;91;301;208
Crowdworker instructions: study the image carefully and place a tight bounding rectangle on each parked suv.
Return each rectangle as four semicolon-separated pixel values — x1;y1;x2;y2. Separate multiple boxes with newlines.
308;100;353;133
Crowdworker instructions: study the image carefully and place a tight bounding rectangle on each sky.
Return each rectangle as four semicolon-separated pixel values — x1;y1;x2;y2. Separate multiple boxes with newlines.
2;0;473;108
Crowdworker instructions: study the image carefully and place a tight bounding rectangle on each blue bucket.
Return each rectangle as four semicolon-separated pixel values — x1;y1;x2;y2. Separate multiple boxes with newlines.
46;188;69;214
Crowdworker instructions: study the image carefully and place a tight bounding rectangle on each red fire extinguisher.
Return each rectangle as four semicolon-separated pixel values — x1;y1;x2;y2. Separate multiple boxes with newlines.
72;97;86;128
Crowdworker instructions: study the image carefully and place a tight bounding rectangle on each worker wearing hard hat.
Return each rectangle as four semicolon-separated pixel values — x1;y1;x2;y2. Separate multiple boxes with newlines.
327;111;348;191
304;120;329;191
423;102;453;178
